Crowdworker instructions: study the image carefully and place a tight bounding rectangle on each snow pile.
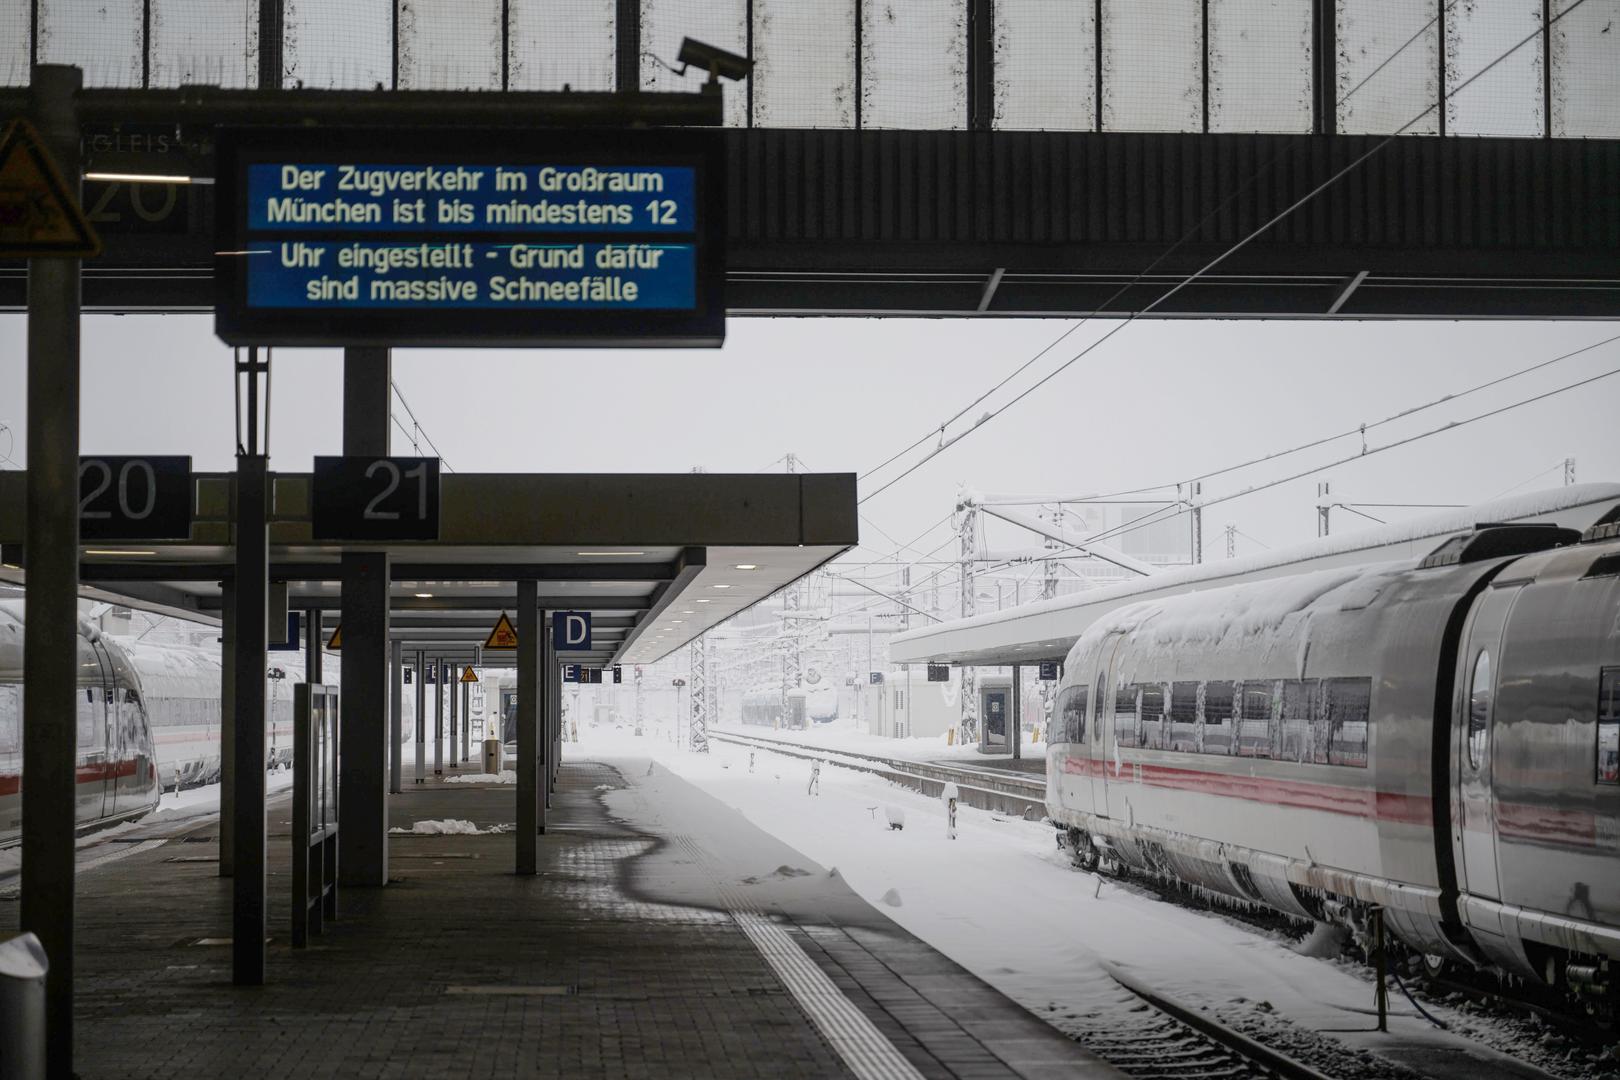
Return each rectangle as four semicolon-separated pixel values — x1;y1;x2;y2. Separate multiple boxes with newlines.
388;818;508;835
441;770;516;785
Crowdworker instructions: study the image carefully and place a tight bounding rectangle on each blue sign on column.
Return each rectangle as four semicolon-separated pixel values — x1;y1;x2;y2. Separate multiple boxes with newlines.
1038;661;1060;681
562;664;582;683
553;611;592;651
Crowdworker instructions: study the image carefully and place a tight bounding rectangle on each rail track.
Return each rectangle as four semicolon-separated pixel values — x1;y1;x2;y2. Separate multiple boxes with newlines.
1081;967;1337;1080
708;729;1046;819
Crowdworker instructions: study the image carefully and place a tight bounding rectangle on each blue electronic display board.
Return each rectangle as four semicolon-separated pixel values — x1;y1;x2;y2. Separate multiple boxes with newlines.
246;164;698;234
214;128;725;348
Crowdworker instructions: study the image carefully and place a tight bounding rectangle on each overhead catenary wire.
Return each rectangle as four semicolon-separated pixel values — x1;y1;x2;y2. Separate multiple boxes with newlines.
858;0;1479;490
1082;329;1620;504
856;0;1594;508
1055;358;1620;551
389;378;454;473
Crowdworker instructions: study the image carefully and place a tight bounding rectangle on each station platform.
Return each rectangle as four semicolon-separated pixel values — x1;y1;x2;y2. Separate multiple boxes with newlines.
1;762;1118;1079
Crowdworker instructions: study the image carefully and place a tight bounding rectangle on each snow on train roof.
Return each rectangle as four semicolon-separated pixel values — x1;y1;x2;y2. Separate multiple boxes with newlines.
891;482;1620;666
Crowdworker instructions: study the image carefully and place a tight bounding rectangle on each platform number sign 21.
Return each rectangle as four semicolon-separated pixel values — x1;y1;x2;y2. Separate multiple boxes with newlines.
78;456;193;541
311;456;441;541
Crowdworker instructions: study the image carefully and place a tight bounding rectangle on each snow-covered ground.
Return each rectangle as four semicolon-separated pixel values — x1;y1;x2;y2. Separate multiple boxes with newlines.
579;721;1605;1080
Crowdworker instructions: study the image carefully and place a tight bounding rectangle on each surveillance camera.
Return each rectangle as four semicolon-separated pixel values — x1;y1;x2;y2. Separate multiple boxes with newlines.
678;38;754;83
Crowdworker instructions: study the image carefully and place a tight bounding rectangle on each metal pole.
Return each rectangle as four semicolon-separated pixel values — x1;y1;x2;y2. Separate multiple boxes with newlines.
434;660;444;775
448;664;458;768
21;63;82;1078
413;650;425;784
1011;663;1021;760
543;620;555;805
339;346;390;886
516;584;539;873
219;578;236;875
461;679;470;762
232;401;270;983
1374;907;1388;1032
389;639;403;793
305;608;321;683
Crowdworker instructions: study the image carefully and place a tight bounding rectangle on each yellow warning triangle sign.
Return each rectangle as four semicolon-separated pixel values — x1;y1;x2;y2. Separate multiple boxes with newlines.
484;611;519;649
0;119;102;257
326;624;342;650
460;665;479;684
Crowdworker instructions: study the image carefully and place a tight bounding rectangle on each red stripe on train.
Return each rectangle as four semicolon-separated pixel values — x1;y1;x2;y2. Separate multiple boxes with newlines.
1059;753;1431;825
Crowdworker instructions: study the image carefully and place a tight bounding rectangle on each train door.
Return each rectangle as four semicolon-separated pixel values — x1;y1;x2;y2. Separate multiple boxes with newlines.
92;639;133;819
118;686;155;814
1456;583;1521;903
1090;634;1125;817
76;637;113;824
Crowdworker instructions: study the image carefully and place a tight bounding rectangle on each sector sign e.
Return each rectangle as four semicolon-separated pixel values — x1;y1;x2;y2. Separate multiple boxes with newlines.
213;127;725;348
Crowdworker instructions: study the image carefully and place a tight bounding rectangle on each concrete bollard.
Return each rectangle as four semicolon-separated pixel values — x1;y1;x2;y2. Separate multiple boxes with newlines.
0;932;47;1080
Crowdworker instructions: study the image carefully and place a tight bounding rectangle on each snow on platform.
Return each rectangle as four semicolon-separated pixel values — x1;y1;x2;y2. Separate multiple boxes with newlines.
590;723;1598;1079
0;748;1120;1079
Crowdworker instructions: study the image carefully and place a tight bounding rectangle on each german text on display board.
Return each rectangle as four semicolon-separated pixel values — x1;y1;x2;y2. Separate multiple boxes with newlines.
214;128;725;347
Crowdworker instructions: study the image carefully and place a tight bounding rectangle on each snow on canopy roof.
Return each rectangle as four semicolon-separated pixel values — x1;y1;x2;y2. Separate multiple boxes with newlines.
890;482;1620;666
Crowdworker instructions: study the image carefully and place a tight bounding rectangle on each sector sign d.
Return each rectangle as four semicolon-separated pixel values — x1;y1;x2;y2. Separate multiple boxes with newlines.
553;611;592;652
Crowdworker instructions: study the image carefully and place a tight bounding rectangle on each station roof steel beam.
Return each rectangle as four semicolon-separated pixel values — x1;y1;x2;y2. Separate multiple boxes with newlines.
2;128;1617;319
0;472;857;666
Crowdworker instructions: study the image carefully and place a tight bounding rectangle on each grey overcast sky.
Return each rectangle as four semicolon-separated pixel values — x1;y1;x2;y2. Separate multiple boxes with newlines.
2;313;1617;569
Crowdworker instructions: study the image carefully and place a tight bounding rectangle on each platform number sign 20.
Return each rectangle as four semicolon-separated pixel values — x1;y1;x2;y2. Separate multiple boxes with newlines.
78;456;192;540
311;456;441;541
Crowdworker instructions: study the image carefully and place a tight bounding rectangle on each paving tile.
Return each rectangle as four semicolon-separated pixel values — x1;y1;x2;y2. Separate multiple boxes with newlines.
1;761;1120;1080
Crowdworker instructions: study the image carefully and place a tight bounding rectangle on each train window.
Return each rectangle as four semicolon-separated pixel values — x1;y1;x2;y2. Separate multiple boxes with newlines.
76;686;98;749
1468;652;1491;771
1238;682;1274;758
1597;667;1619;785
1322;677;1371;767
1094;673;1106;743
1202;681;1236;755
1114;685;1139;748
0;684;18;754
1060;685;1089;744
1169;682;1198;752
1139;684;1166;750
1278;679;1317;762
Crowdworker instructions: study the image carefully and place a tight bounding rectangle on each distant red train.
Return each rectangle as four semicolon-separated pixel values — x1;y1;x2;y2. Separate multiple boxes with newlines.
1048;515;1620;1015
0;601;298;845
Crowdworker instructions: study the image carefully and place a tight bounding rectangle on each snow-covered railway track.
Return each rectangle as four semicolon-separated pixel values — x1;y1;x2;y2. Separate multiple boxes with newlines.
708;731;1046;819
1081;967;1336;1080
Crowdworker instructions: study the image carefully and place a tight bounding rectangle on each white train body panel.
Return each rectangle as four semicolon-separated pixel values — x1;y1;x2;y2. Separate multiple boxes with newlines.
1047;521;1620;981
2;601;317;846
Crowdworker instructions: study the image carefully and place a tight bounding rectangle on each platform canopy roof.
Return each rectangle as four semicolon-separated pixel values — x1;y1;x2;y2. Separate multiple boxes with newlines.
890;483;1620;670
0;472;857;669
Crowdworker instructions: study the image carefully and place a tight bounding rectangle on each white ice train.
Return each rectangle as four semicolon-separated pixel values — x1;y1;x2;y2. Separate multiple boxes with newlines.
0;601;300;846
1047;517;1620;1011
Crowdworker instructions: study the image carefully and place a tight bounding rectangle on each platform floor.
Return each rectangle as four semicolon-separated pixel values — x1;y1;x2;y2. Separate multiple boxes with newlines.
1;761;1118;1079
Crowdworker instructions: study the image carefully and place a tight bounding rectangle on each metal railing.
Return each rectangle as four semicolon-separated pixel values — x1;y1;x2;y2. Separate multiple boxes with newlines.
292;682;340;948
